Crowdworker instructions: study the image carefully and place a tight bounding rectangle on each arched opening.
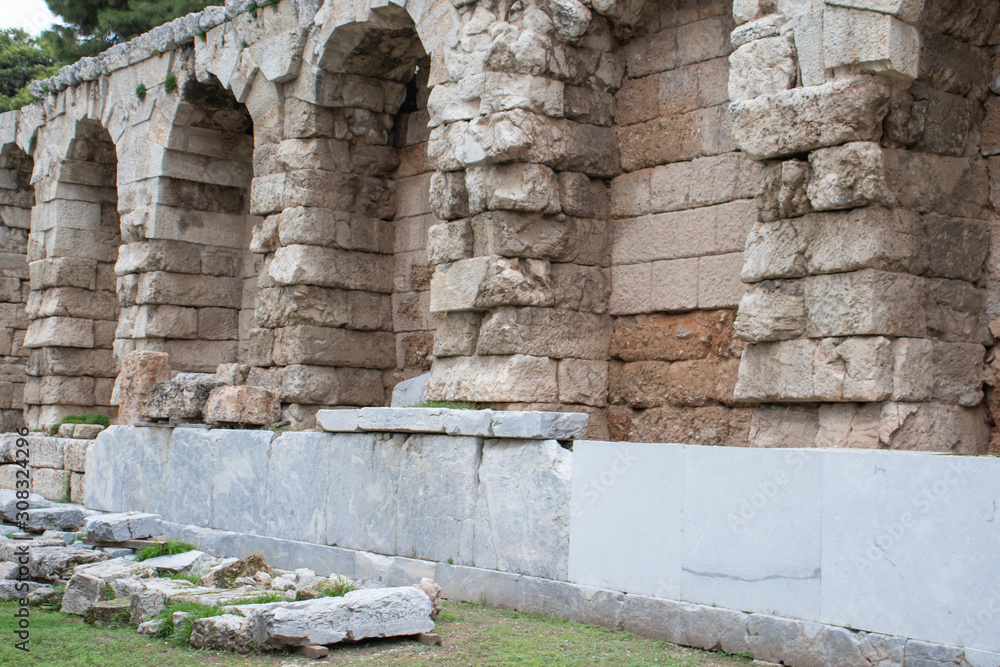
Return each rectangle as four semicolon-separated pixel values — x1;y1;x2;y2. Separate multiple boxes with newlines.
24;119;120;427
115;76;256;375
0;141;33;430
249;6;432;426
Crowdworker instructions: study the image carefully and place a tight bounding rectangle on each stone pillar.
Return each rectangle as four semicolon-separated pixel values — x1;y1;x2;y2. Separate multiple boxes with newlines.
23;116;121;427
729;1;998;452
0;135;32;430
424;5;622;434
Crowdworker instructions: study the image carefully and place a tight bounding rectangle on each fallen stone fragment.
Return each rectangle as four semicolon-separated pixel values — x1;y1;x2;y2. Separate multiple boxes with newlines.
190;614;253;654
199;554;270;589
27;546;111;581
85;512;161;542
415;578;443;619
137;619;164;635
0;489;52;521
418;633;442;646
249;587;435;648
0;537;65;560
141;374;225;421
72;424;104;439
203;386;281;426
298;645;329;658
23;506;87;532
0;580;54;602
61;571;107;615
141;550;213;574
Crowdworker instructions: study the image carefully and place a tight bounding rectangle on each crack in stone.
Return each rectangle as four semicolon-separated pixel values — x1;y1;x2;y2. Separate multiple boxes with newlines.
681;567;821;583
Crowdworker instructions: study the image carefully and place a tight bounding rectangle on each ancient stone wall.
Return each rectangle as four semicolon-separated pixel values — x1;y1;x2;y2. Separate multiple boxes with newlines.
0;0;995;451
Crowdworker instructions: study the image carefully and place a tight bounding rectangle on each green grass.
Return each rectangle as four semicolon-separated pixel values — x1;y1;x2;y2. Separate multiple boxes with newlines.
152;600;225;646
57;413;111;428
315;575;357;598
159;572;202;584
409;400;478;410
0;600;751;666
164;73;178;94
227;591;283;605
134;539;197;562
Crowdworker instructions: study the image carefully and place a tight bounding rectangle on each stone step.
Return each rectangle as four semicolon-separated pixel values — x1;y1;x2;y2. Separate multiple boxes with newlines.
317;407;588;440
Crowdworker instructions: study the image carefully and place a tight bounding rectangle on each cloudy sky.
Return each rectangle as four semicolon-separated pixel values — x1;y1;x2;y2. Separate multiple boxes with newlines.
0;0;59;35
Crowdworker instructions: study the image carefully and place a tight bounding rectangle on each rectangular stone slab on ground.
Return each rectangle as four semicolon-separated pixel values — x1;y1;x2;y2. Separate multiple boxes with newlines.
249;587;435;647
85;512;161;541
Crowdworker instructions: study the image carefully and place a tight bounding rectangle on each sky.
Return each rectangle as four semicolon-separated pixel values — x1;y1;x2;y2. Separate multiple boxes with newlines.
0;0;59;35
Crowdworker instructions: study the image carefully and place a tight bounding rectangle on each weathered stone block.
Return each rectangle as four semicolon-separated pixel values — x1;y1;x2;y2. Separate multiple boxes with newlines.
268;245;393;294
279;364;384;405
432;312;481;358
255;285;391;331
427;219;473;265
729;77;890;159
203;385;280;426
473;211;610;266
558;359;609;407
426;355;558;403
476;307;611;360
430;256;552;313
86;512;161;542
141;375;225;420
823;6;920;79
807;142;891;210
728;36;796;102
466;164;561;215
271;326;395;369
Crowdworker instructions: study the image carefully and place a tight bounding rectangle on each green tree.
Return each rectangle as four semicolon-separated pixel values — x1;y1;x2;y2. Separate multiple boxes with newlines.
43;0;223;54
0;29;57;113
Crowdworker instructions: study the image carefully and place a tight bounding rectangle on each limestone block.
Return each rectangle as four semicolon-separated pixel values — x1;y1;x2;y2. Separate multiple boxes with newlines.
476;307;611;359
807;142;891;210
135;272;243;308
132;305;198;339
612;200;755;265
884;83;972;157
426;355;559;403
61;572;107;615
473;211;610;266
28;348;116;378
729;77;890;160
249;588;434;648
23;317;94;349
28;287;117;322
276;207;393;254
427;219;473;265
728;36;796;102
430;256;552;312
32;469;72;501
803;270;926;338
557;359;609;406
111;351;171;424
757;159;811;222
429;171;470;220
390;373;428;408
879;402;989;453
474;439;570;580
28;436;64;469
734;282;806;342
64;439;90;472
433;312;481;357
734;338;850;402
698;253;746;309
271;326;395;369
268;245;393;294
190;615;252;654
203;386;281;426
279;364;384;405
115;241;201;276
731;14;785;47
823;6;919;80
23;506;85;531
86;513;162;542
882;149;991;220
141;375;225;420
466;164;561;215
255;285;391;331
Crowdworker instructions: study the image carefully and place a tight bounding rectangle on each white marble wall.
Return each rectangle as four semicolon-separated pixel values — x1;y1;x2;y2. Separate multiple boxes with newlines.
569;441;1000;654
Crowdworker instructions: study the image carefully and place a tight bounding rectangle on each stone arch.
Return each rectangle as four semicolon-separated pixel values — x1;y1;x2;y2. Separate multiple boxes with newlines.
113;73;257;376
247;4;433;427
23;117;121;428
0;132;34;430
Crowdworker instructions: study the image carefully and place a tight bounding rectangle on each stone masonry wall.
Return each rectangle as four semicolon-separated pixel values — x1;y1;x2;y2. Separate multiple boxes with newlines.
607;0;758;446
0;139;31;431
729;0;1000;452
0;0;996;453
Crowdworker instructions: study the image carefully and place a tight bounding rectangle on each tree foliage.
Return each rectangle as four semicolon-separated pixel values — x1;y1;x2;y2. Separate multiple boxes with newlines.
0;30;57;113
44;0;223;48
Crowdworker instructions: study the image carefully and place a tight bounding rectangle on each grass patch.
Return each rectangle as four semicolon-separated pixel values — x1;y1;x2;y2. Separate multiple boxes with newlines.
315;575;357;598
152;600;224;646
227;591;283;605
160;571;202;584
134;539;197;562
57;413;111;428
164;73;178;94
408;400;478;410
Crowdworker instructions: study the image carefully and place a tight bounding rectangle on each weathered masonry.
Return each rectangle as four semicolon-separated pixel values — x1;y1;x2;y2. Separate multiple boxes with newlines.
0;0;996;454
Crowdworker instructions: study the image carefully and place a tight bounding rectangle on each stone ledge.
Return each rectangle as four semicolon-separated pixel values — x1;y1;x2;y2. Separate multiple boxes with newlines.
151;519;998;667
316;407;589;440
